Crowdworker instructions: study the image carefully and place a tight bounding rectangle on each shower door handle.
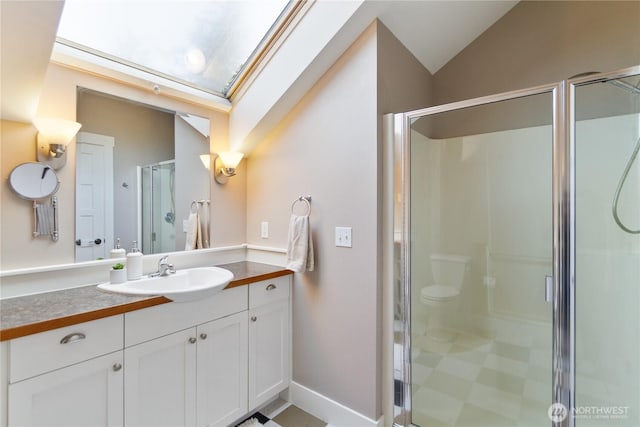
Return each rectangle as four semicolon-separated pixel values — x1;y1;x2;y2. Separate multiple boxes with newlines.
545;275;554;303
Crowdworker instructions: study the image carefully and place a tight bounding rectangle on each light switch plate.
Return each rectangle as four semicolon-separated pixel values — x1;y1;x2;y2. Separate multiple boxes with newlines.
335;227;352;247
261;221;269;238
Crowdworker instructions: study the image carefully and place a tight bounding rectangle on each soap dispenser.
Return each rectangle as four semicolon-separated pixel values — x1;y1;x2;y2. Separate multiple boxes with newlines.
110;238;126;259
126;241;143;281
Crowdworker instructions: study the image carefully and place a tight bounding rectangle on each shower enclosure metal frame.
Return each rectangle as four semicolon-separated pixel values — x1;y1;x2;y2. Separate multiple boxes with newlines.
137;159;176;254
389;65;640;427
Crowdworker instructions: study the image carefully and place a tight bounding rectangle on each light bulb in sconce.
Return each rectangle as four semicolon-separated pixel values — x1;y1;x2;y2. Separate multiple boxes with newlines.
214;151;244;184
33;118;82;170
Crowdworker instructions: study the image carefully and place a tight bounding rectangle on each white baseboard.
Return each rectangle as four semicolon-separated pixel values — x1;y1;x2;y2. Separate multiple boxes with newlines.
289;381;383;427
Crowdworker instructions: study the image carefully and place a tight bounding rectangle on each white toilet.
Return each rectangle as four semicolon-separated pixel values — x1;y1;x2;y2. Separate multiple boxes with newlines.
420;253;471;342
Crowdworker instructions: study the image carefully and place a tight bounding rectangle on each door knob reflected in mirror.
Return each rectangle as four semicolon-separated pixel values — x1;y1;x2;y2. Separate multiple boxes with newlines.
75;238;104;246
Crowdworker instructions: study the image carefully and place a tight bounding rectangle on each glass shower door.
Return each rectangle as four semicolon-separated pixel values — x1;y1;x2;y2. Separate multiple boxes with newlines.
573;70;640;426
397;88;557;427
140;161;176;254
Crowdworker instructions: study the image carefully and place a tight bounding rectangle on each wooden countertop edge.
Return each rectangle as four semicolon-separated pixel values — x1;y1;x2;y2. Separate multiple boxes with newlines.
224;269;293;289
0;268;294;341
0;297;170;342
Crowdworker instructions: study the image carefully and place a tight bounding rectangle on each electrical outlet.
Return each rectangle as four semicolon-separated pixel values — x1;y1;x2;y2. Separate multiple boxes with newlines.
335;227;352;247
261;221;269;238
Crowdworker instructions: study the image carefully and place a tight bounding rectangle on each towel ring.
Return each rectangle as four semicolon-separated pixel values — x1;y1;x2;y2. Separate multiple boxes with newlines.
291;196;311;216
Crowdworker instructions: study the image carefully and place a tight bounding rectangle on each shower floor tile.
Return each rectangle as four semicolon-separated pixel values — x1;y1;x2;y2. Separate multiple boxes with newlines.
435;356;482;381
456;403;515;427
409;327;554;426
413;386;464;425
490;341;531;363
414;351;443;368
483;353;529;377
518;398;550;426
475;367;526;395
523;378;549;404
467;382;522;420
425;370;473;400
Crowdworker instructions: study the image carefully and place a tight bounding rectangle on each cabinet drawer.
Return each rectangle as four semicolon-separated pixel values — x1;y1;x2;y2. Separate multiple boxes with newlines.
9;315;123;383
125;285;248;347
249;277;290;309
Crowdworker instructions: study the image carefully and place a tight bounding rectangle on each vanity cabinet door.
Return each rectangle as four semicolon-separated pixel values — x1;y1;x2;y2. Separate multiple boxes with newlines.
8;351;123;427
196;312;248;427
124;328;197;427
248;299;290;411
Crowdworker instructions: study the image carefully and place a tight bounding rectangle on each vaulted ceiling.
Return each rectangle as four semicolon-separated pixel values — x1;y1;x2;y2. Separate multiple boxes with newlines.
0;1;517;123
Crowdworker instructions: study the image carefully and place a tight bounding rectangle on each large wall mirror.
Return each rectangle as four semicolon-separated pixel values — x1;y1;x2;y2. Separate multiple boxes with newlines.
75;88;210;261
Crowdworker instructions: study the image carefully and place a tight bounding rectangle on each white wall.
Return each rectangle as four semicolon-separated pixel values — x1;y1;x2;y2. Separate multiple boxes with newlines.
411;123;553;330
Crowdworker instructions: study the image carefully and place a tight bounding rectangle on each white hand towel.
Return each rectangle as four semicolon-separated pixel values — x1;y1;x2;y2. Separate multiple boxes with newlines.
286;214;314;272
184;211;202;250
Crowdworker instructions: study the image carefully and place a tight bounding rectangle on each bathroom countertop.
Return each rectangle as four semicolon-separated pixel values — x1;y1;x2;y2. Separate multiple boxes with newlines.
0;261;292;341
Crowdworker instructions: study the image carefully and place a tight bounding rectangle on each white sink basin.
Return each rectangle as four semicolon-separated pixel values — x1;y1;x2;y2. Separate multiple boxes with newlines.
97;267;234;302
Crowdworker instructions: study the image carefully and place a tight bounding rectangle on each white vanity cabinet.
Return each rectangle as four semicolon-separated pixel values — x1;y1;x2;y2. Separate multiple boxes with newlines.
248;277;291;411
124;327;197;426
2;272;292;427
123;313;249;427
123;285;250;427
197;311;249;427
6;316;124;427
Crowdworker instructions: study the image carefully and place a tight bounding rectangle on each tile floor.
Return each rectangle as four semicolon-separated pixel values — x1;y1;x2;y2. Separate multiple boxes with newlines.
409;325;552;427
407;320;634;427
235;400;327;427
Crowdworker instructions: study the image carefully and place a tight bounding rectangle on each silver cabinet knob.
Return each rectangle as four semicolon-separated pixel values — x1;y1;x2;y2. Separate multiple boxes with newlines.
200;333;207;340
113;363;122;372
189;337;197;344
251;316;257;322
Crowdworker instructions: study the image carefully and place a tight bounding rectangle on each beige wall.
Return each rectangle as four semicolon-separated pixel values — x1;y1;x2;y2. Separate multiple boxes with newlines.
247;24;379;419
0;64;237;270
245;20;432;421
434;0;640;105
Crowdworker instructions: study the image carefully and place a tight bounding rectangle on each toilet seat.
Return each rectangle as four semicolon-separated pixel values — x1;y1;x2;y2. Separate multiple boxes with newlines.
421;285;459;302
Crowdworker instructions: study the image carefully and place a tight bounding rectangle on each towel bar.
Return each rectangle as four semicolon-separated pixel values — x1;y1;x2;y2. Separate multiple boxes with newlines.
291;195;312;215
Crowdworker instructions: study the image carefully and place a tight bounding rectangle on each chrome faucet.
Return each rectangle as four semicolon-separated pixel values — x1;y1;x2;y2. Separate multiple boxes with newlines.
150;256;175;277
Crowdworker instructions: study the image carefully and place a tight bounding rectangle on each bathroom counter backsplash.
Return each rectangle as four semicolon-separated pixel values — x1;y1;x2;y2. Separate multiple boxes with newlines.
0;261;292;341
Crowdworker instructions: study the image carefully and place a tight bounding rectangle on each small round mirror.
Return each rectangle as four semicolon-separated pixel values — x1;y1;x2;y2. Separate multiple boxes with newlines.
8;162;60;200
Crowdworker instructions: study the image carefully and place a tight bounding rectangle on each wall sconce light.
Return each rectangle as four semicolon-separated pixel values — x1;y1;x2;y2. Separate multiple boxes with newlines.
199;154;211;170
214;151;244;184
34;118;82;170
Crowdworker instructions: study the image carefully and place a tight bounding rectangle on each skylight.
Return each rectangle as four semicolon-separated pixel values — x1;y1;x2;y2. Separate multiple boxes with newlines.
56;0;292;98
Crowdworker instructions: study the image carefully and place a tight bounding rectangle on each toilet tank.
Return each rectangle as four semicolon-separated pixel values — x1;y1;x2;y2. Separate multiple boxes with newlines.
430;254;471;288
